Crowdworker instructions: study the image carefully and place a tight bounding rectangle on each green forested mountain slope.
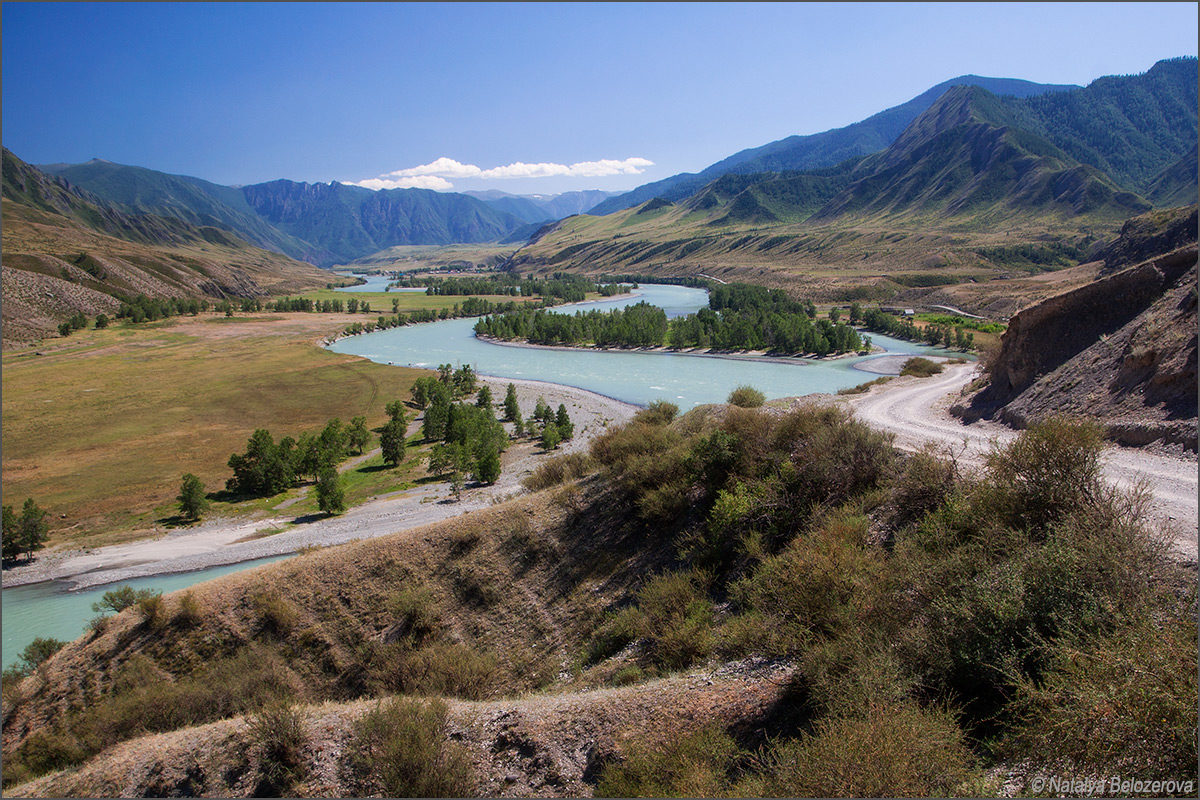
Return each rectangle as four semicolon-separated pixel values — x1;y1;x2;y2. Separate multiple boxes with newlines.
589;75;1080;214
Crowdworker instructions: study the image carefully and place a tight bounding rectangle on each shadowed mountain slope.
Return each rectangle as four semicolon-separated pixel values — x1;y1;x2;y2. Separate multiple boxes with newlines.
240;180;527;265
39;160;325;264
2;150;332;344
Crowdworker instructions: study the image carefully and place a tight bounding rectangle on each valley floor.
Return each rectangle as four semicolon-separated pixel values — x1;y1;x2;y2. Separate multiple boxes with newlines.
7;360;1194;593
1;377;638;590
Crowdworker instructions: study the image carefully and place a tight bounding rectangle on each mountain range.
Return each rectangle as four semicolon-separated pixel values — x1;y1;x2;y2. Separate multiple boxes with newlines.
587;75;1082;215
6;58;1195;318
1;149;332;344
509;57;1196;294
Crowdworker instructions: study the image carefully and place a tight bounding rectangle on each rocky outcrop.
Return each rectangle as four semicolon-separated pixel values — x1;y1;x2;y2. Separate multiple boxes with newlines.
955;209;1197;450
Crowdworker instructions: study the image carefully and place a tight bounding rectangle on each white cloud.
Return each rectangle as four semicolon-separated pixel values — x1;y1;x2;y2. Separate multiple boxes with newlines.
478;157;655;179
347;175;454;191
347;155;654;191
385;157;482;179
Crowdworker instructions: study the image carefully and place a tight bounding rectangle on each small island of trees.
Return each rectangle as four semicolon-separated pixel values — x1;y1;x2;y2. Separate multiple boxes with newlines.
474;282;866;356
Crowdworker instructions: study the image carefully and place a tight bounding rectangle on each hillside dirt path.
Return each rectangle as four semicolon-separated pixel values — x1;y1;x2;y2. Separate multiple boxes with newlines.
2;378;638;590
842;363;1198;560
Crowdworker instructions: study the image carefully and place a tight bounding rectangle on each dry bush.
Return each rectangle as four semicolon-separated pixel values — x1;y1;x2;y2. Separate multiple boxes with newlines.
135;592;164;625
385;583;441;645
521;451;594;492
247;703;307;795
884;444;958;529
900;356;944;377
596;724;744;798
173;591;201;628
732;511;885;652
1003;598;1197;781
249;589;299;636
374;642;498;699
6;648;297;784
588;571;714;671
981;416;1103;531
344;697;474;797
633;399;679;425
727;384;766;408
758;701;975;797
837;376;892;395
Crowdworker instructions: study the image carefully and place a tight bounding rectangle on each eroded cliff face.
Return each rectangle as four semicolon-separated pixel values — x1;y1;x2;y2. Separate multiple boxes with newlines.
956;207;1197;450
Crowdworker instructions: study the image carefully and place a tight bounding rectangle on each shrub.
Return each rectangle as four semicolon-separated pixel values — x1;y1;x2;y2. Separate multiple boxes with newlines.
1003;597;1197;781
385;583;441;645
247;703;307;795
521;451;593;491
16;637;66;672
344;697;474;797
91;585;160;616
727;384;766;408
981;417;1103;531
759;701;975;797
733;513;884;652
250;590;299;636
633;399;679;425
899;357;944;377
836;376;892;395
596;725;744;798
588;571;715;671
174;591;201;627
884;444;958;529
135;591;164;625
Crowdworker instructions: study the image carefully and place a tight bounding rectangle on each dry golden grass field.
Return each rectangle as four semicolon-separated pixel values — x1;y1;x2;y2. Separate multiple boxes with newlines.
1;310;436;549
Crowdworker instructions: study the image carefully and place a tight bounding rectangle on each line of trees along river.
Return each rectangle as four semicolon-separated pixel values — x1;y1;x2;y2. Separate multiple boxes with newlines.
474;282;866;356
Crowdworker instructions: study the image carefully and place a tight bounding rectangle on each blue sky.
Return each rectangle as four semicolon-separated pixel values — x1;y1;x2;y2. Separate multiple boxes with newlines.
2;2;1196;194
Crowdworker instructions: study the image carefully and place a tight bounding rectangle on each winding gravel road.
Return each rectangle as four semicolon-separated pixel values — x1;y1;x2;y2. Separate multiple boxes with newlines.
845;363;1198;560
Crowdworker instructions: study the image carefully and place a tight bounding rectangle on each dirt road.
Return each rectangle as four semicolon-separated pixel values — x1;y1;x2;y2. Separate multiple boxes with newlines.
844;363;1198;560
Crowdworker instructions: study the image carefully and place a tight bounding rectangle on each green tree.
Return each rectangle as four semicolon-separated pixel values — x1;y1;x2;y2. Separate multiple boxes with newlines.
555;404;574;440
95;313;110;329
58;322;72;337
541;424;562;451
452;364;477;398
2;504;20;562
428;443;469;500
474;446;501;485
410;377;439;409
348;416;371;455
17;498;48;560
385;400;407;421
315;467;346;515
92;585;158;615
380;418;407;467
476;385;493;410
177;473;209;521
503;383;520;422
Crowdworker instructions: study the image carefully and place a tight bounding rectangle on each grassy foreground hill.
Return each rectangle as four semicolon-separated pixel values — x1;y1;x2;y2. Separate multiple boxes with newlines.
2;402;1194;795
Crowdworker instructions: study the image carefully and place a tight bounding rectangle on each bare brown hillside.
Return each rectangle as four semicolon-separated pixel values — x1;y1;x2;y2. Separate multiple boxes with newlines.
2;150;332;346
954;207;1198;450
